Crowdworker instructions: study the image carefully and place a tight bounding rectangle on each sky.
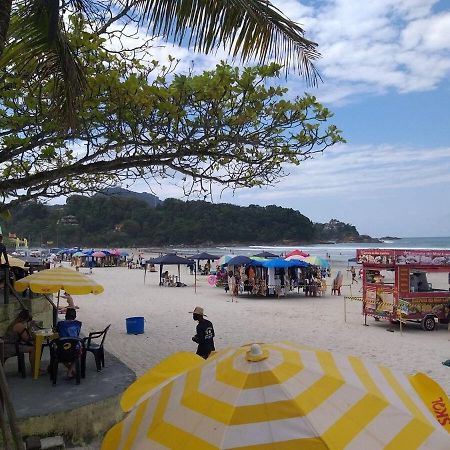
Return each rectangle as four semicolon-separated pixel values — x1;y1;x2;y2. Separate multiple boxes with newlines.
68;0;450;237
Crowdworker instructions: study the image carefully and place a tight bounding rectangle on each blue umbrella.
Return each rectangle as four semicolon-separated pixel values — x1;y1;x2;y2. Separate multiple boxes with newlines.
120;251;129;257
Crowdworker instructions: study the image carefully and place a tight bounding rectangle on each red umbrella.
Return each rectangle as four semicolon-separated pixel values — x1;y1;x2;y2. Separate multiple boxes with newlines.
286;249;310;257
92;251;106;258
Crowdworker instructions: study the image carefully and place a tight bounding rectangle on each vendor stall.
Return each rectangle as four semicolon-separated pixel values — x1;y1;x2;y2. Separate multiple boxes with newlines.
358;249;450;331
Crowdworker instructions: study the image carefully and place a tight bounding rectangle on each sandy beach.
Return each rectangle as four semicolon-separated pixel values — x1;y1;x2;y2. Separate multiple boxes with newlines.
72;259;450;399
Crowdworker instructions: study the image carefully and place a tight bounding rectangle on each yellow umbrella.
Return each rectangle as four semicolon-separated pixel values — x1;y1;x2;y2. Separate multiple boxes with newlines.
7;255;26;269
102;342;450;450
14;266;104;295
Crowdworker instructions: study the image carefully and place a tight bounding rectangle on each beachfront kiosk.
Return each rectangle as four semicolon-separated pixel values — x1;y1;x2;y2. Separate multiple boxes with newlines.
357;249;450;331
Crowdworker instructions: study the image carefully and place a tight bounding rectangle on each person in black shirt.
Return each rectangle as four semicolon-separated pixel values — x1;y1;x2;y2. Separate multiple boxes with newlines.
190;306;215;359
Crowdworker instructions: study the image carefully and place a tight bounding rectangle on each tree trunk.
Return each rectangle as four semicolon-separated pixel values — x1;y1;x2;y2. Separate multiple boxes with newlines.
0;0;12;58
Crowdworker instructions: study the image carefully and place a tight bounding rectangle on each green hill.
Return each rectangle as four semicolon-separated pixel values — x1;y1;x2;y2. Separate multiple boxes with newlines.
3;194;374;247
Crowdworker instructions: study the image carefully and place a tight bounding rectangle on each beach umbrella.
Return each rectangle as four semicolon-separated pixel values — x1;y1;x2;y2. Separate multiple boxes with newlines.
14;267;104;295
217;255;233;266
306;255;330;268
120;251;129;257
14;267;104;326
72;251;85;257
102;341;450;450
286;249;310;257
7;255;26;269
252;250;279;258
226;255;254;266
92;251;106;258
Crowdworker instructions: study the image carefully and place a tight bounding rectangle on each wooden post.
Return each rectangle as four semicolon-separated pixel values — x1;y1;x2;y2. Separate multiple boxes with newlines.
3;266;9;304
0;364;24;449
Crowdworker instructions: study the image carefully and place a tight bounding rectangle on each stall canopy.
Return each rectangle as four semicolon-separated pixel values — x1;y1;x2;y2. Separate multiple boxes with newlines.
262;258;309;268
189;252;220;260
252;251;279;258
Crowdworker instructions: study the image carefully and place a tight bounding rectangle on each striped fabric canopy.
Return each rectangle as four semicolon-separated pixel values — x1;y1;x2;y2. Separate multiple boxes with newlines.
14;267;104;295
102;342;450;449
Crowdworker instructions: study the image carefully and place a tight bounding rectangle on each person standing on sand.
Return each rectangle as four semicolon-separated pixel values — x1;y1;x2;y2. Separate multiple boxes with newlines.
350;266;356;284
190;306;215;359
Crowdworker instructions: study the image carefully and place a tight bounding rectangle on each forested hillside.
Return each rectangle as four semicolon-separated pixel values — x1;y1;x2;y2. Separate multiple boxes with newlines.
3;196;367;248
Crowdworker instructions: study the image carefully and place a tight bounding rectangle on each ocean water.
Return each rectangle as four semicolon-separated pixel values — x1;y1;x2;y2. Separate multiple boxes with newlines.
174;237;450;263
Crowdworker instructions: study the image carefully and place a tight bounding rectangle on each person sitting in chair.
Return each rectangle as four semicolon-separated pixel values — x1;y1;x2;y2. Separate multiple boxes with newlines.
56;308;82;378
56;308;82;338
4;309;40;376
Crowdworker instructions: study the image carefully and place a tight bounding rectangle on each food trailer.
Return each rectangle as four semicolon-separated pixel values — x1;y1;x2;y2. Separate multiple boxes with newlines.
357;249;450;331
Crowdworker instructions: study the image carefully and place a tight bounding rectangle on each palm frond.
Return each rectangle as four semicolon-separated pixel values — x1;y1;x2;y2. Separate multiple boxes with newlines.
1;0;86;129
138;0;321;84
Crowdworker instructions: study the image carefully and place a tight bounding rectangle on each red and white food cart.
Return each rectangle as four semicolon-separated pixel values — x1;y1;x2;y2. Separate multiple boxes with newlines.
357;249;450;331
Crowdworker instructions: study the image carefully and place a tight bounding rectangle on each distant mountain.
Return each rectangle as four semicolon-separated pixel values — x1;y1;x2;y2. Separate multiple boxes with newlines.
95;187;161;207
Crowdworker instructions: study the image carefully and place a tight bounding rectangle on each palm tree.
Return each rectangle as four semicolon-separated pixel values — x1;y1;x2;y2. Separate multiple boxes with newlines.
0;0;320;127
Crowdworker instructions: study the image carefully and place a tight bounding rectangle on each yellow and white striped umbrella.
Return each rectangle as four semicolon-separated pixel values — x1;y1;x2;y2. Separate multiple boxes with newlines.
102;342;450;449
7;255;26;269
14;266;104;295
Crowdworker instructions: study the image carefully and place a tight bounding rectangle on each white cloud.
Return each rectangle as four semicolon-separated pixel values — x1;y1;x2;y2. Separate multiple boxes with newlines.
269;1;450;103
100;1;450;103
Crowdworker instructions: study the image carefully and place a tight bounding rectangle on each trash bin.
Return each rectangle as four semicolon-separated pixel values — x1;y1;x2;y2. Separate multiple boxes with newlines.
126;317;145;335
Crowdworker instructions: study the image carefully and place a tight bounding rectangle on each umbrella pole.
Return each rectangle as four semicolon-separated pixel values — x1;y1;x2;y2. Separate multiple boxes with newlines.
178;265;180;284
159;265;163;286
144;263;147;285
56;291;61;326
195;265;197;294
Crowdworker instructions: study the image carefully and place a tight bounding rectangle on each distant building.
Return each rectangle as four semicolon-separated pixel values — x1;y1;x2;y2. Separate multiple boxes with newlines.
58;215;79;226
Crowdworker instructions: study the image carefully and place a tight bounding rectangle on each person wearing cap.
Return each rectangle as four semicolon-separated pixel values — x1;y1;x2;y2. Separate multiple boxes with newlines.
190;306;215;359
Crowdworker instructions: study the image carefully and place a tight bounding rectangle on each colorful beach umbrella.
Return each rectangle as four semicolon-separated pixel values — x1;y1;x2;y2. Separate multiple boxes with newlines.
286;249;310;257
306;255;330;268
217;255;233;266
101;341;450;450
72;251;85;257
14;267;104;295
92;251;106;258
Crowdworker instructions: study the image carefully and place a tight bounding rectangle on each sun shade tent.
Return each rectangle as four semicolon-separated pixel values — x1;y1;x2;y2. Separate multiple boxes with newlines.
146;253;194;285
189;252;220;261
102;341;450;450
225;255;256;266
